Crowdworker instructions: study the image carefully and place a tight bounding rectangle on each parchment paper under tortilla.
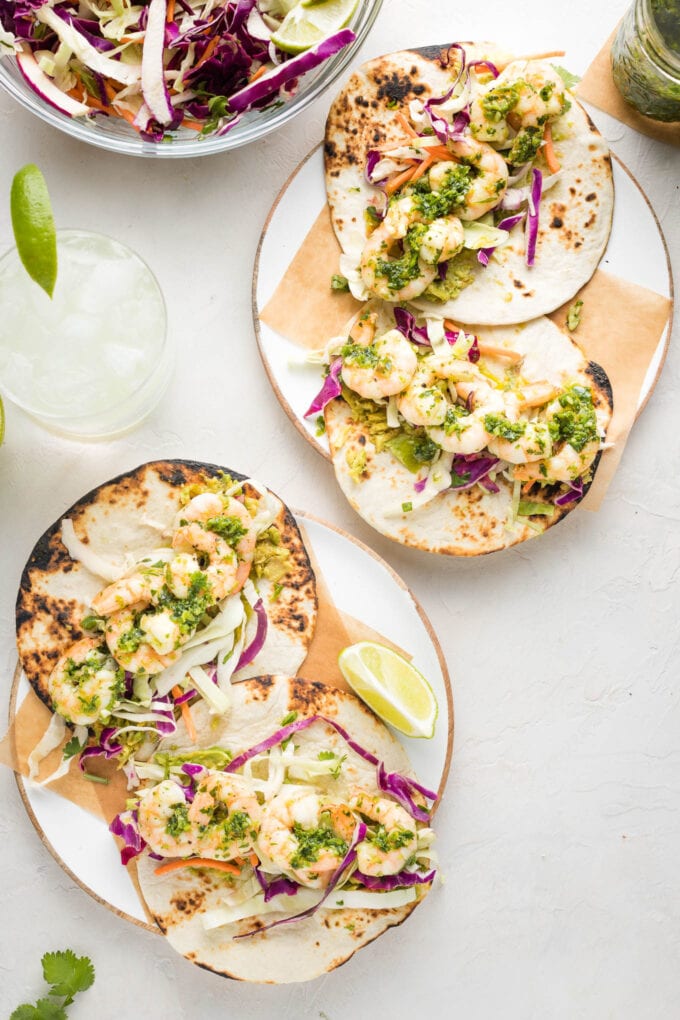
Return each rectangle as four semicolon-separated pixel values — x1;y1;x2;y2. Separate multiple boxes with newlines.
136;675;432;984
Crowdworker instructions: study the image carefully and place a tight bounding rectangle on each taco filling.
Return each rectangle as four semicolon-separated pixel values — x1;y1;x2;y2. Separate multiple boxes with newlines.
325;44;613;325
16;461;317;780
307;303;613;556
113;676;438;983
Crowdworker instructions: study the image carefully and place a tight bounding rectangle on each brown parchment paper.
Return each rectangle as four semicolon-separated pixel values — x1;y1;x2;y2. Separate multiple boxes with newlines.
577;27;680;147
260;204;671;511
0;538;409;826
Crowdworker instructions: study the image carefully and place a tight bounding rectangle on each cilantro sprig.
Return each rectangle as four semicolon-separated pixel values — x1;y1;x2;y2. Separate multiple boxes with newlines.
11;950;95;1019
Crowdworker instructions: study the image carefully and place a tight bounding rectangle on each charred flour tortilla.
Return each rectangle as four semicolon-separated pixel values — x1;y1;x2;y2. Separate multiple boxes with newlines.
324;45;614;325
136;675;434;984
323;313;613;556
16;460;317;710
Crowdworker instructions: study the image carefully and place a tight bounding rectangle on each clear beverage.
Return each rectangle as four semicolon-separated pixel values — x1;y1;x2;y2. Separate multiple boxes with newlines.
0;229;170;438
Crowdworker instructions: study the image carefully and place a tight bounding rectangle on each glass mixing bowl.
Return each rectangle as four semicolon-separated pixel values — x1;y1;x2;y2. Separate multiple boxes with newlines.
0;0;382;158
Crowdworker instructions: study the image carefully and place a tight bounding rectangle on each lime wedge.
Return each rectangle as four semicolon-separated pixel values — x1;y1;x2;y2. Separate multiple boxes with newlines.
10;164;57;299
271;0;359;54
338;642;438;739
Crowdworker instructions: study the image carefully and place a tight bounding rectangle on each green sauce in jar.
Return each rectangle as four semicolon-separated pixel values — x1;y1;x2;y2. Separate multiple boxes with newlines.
612;0;680;121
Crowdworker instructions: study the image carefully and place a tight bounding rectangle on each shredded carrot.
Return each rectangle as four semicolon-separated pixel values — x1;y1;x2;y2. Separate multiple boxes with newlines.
542;123;560;174
424;144;456;161
385;165;418;195
476;343;523;364
181;118;203;131
249;853;259;867
395;111;418;138
193;36;219;73
172;685;197;741
154;858;242;877
249;64;267;83
410;154;435;184
166;0;175;23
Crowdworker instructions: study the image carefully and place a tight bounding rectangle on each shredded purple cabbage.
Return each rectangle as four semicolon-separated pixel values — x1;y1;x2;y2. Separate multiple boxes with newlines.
254;867;299;902
393;307;430;346
235;822;367;939
225;714;437;821
414;477;427;494
437;260;449;280
235;598;268;670
181;763;205;778
451;453;500;493
109;809;146;866
354;868;436;890
554;477;584;506
468;59;500;78
304;357;343;418
477;212;526;267
227;29;354;114
526;168;543;267
78;726;122;769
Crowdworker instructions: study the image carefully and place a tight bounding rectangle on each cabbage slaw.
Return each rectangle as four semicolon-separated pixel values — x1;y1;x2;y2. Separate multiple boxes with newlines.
111;711;438;933
0;0;356;141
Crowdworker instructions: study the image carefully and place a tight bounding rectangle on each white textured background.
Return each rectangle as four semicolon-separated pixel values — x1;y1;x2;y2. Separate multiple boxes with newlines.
0;1;678;1017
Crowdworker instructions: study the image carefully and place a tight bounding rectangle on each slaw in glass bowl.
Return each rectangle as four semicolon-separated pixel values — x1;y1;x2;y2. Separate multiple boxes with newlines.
0;0;382;158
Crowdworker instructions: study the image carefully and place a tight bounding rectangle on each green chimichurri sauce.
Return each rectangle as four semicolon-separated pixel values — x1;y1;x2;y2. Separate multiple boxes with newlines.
612;0;680;121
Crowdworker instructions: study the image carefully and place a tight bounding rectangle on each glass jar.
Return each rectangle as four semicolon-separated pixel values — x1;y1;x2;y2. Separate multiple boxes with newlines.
611;0;680;122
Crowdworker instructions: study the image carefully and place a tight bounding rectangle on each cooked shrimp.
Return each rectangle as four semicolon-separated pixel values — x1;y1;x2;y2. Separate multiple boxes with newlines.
90;572;153;616
137;780;196;857
469;60;569;143
445;137;509;219
508;63;570;130
396;365;448;427
47;637;123;726
105;608;180;674
137;608;183;658
360;219;437;302
426;405;490;455
257;789;355;889
165;552;202;599
513;385;602;482
188;771;262;862
349;311;378;346
172;493;256;600
341;328;418;401
514;437;600;483
350;790;417;877
486;419;553;464
419;215;465;265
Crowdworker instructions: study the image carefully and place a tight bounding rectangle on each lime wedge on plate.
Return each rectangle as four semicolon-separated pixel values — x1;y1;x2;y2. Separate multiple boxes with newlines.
338;642;438;738
271;0;359;54
10;163;57;299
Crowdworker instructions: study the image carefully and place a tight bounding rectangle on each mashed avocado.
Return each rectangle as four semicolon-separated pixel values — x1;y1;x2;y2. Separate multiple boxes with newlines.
252;525;290;583
422;249;477;302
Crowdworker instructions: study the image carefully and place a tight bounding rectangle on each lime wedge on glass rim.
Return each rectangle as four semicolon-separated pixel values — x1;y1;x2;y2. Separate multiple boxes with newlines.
271;0;359;54
338;642;438;739
10;163;57;299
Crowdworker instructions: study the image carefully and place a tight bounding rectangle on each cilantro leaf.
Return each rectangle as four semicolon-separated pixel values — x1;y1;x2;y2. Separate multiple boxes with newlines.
42;950;95;1006
62;737;83;761
11;1002;67;1020
553;64;581;89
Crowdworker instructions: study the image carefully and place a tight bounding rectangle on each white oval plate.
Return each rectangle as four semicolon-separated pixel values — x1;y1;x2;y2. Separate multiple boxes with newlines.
253;145;673;460
11;511;452;931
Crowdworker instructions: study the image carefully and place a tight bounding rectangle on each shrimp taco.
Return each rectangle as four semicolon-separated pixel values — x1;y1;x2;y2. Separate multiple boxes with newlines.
114;674;438;984
324;43;614;325
307;301;613;556
16;460;317;774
